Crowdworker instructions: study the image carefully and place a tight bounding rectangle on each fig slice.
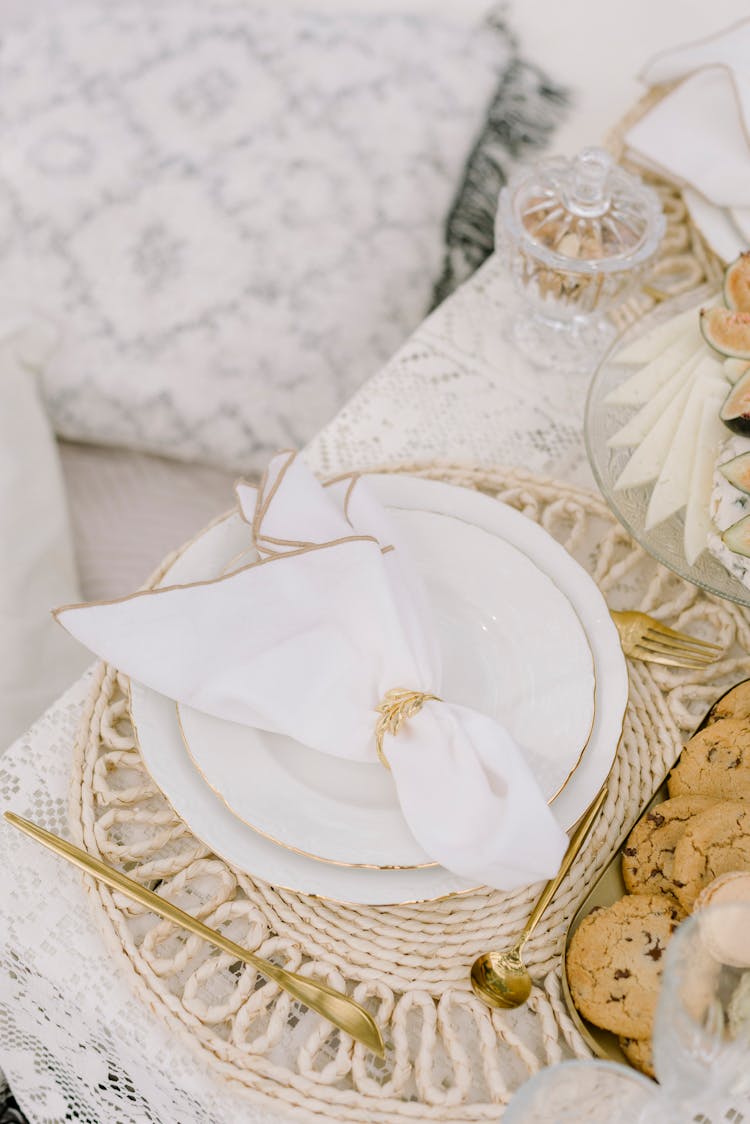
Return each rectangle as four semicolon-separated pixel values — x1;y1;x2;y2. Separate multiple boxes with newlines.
701;307;750;359
720;367;750;434
722;513;750;558
720;450;750;494
724;252;750;313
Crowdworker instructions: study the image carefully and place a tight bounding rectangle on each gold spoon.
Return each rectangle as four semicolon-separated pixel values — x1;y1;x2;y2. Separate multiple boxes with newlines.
470;784;608;1010
4;811;385;1057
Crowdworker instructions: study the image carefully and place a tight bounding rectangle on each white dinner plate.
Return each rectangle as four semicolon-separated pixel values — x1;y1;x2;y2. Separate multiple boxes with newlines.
129;474;628;905
177;506;595;869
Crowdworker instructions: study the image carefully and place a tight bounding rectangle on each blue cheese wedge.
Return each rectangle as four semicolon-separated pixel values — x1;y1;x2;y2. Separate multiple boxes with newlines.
708;433;750;585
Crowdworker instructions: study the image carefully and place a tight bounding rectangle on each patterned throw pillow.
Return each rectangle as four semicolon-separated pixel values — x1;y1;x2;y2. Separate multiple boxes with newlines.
1;1;518;471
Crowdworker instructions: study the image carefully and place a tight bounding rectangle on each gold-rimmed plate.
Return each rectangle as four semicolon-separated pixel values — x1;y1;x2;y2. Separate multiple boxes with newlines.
176;505;595;870
127;474;627;904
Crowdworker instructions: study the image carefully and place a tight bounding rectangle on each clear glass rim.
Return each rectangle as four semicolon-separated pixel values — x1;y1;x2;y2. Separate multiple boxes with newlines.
504;1058;656;1121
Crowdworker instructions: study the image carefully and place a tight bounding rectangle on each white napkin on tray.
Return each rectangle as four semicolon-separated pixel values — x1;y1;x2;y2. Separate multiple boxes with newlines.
56;452;568;891
625;19;750;211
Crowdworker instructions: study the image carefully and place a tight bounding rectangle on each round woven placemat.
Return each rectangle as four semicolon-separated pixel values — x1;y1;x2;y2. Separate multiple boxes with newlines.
69;464;750;1122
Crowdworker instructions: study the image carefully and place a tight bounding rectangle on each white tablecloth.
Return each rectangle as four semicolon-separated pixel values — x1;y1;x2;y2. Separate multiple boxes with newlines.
0;258;606;1123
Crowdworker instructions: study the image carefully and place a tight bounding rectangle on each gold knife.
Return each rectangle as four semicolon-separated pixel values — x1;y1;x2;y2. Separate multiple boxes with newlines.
4;811;385;1057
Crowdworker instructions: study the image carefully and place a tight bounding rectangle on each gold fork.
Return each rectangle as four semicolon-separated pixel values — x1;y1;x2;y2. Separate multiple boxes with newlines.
611;610;722;669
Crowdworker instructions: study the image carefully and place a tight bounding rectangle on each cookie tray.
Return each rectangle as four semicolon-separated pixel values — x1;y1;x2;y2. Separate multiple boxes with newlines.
561;676;748;1069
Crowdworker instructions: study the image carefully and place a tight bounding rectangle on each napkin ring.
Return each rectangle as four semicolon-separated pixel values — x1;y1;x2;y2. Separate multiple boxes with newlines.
374;688;440;769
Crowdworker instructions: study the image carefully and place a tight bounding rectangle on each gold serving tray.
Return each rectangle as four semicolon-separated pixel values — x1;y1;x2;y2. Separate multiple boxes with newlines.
562;677;749;1067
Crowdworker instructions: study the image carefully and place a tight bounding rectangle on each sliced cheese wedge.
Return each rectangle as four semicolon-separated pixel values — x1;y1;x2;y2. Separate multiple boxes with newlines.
684;403;729;565
645;368;727;529
605;333;706;408
608;350;704;449
612;295;718;366
614;377;694;490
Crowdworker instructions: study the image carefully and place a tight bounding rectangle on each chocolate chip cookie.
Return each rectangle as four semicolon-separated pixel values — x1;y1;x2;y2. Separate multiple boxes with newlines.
708;681;750;725
667;719;750;801
622;796;717;898
671;802;750;911
619;1035;655;1078
566;894;685;1038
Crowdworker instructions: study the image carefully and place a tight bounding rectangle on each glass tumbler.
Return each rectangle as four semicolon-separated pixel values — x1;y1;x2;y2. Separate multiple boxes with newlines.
652;899;750;1116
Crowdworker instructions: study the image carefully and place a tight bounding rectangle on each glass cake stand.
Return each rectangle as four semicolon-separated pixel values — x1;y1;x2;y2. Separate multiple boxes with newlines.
585;285;750;608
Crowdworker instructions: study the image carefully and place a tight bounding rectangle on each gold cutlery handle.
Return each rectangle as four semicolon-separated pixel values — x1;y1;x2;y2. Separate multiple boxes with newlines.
518;784;608;949
4;811;384;1057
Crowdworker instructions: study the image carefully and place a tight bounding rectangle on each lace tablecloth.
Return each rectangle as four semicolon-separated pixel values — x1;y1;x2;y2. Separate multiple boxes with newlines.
308;257;597;488
0;255;709;1122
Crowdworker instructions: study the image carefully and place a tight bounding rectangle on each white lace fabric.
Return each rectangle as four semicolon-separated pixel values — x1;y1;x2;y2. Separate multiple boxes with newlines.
307;257;599;488
0;674;290;1124
0;240;741;1123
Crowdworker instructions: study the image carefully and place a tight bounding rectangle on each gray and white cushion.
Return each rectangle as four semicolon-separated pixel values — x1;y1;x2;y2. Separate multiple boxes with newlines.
2;1;516;471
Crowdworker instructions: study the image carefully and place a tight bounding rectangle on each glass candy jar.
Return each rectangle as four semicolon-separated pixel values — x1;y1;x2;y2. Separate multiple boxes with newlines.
496;146;665;366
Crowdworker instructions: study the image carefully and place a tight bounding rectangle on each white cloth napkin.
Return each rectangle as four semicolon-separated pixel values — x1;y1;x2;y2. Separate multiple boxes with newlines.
625;18;750;211
56;452;568;891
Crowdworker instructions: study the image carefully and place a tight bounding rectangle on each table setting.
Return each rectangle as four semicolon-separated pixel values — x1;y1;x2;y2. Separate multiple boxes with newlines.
3;6;750;1124
7;461;750;1123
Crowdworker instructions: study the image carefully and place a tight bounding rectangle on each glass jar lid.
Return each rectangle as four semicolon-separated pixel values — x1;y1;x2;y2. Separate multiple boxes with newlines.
498;146;665;275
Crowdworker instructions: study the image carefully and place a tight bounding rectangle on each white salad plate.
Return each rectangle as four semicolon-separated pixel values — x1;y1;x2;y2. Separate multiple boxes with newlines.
177;506;596;870
129;474;627;905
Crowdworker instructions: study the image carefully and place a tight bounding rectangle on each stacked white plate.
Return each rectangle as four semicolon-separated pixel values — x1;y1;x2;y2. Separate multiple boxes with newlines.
129;475;628;905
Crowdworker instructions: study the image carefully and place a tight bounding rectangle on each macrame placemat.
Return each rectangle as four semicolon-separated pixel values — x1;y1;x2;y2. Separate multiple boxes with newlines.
68;464;750;1123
